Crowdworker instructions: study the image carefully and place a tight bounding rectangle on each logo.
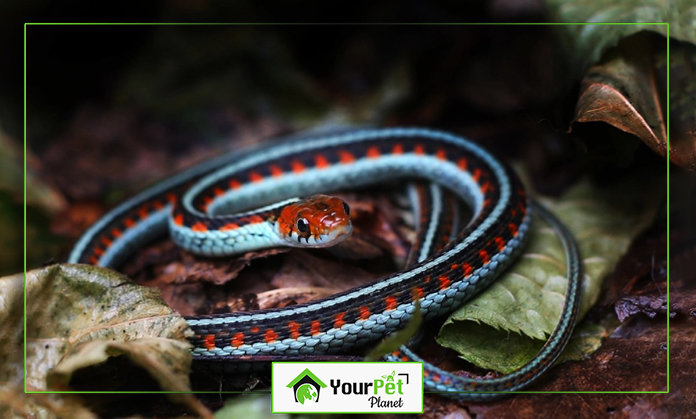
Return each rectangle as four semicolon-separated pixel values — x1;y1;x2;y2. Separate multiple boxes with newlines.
272;362;423;413
286;368;328;404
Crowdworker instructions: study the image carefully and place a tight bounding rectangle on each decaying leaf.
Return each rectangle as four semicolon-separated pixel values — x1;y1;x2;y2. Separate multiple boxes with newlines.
256;286;343;310
546;2;696;170
270;250;380;291
0;272;25;388
21;264;213;418
437;176;662;374
25;265;190;388
572;34;668;166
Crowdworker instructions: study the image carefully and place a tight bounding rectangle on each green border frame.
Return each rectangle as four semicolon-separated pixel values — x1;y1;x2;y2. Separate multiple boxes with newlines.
271;361;424;414
22;22;670;399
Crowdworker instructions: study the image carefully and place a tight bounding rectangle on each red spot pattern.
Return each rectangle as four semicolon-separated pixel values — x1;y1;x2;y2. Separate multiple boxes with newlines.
458;158;468;170
479;250;490;264
367;146;381;158
264;329;278;343
270;165;283;177
232;332;245;347
288;321;300;339
339;150;356;164
291;160;306;173
249;172;263;183
204;334;216;350
462;263;473;277
385;296;398;311
473;169;481;182
192;222;208;233
315;154;330;168
495;237;506;252
219;222;240;231
509;223;518;236
334;312;346;329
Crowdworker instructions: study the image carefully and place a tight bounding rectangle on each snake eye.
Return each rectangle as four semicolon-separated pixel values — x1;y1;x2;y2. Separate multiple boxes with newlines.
342;201;350;216
296;218;310;234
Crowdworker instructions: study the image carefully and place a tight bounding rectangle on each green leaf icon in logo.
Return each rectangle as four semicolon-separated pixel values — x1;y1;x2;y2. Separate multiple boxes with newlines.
381;370;396;382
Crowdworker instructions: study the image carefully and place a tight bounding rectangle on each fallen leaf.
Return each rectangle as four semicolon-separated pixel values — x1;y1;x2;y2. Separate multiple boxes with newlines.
270;251;380;290
0;273;24;388
22;264;213;417
437;176;662;374
572;34;668;166
256;286;343;310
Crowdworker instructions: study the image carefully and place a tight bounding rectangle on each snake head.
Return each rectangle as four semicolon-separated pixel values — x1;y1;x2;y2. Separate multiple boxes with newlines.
277;194;353;247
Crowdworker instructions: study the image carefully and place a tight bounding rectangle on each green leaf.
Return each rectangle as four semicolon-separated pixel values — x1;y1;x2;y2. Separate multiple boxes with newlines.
436;177;662;373
546;0;695;75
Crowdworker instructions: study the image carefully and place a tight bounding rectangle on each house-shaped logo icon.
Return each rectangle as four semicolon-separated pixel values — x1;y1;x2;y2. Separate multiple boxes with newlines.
286;368;328;404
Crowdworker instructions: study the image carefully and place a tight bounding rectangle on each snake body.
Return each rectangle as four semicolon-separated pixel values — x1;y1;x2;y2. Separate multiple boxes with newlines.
69;128;581;401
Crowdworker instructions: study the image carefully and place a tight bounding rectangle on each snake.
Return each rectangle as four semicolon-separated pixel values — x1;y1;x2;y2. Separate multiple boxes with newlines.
68;127;582;401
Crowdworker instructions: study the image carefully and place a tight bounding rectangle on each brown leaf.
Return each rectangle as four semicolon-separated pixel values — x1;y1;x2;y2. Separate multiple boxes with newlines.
326;192;412;262
168;247;290;286
271;250;379;290
0;385;99;419
256;286;343;309
572;34;667;163
48;339;212;418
